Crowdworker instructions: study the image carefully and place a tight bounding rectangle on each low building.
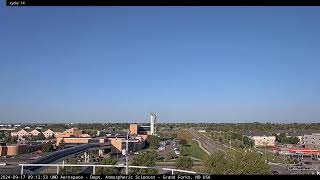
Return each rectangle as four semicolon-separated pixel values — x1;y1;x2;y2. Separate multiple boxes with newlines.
29;129;41;136
129;124;151;136
110;137;145;155
245;132;276;147
130;124;139;135
43;129;55;138
56;137;92;146
11;129;29;138
55;128;83;138
0;143;44;156
55;128;92;146
302;133;320;150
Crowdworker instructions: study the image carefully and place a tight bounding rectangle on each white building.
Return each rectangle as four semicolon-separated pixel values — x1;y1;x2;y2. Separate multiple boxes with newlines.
302;133;320;150
246;132;276;147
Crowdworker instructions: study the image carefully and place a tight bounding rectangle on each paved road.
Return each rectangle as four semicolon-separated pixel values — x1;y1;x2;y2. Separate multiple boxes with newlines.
189;130;232;153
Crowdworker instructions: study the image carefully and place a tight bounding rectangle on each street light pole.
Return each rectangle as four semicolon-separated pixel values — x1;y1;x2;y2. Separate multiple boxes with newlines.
125;131;130;175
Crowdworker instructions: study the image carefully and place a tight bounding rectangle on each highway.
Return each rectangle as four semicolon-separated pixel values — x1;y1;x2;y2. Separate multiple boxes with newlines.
189;130;232;153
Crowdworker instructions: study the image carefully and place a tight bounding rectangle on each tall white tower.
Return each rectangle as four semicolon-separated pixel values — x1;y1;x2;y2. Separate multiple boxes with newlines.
150;112;157;135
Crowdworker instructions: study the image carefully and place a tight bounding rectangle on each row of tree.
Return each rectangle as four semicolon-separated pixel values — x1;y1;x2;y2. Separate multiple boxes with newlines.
158;123;320;133
204;151;271;175
210;132;254;148
275;133;300;144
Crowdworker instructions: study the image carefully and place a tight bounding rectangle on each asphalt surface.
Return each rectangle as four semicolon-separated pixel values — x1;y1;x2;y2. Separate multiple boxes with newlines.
189;130;231;153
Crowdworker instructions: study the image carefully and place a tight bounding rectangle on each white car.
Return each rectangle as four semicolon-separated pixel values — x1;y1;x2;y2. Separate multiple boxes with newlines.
175;151;180;155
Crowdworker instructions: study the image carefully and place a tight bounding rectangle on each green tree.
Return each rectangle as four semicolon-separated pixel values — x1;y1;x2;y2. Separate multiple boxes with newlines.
286;137;300;144
7;135;18;144
204;151;271;175
38;132;46;140
204;151;228;174
175;156;193;170
180;146;190;156
179;139;188;145
96;157;121;174
42;141;54;152
164;150;175;161
131;151;158;174
172;133;178;139
59;139;65;150
145;135;160;149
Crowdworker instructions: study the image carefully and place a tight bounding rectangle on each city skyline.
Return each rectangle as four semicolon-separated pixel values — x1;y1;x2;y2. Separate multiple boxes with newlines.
1;7;320;123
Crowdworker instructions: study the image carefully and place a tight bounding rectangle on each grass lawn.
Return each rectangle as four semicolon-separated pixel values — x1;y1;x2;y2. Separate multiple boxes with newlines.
183;140;207;161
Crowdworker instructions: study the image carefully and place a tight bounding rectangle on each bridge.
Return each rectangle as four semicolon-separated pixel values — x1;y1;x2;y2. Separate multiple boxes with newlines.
24;143;109;173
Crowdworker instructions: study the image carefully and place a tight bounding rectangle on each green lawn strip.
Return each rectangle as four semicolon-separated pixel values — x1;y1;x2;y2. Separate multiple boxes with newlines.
181;140;206;161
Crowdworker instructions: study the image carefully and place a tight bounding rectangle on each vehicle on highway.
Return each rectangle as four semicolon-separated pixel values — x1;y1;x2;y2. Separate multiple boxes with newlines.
304;161;312;165
271;170;279;175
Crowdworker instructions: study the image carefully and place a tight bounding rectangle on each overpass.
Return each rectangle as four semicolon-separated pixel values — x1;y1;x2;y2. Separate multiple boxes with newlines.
25;143;109;173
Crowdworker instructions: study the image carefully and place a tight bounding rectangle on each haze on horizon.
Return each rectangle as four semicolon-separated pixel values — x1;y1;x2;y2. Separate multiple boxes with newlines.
1;7;320;123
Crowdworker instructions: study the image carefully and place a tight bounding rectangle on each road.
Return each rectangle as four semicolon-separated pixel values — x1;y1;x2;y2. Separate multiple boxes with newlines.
189;130;232;153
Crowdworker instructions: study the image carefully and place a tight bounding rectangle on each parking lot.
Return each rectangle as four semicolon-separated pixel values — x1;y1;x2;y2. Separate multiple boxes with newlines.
157;140;180;160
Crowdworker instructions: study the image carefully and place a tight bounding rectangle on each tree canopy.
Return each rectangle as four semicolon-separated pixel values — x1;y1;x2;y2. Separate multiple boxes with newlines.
131;151;158;174
145;135;160;149
204;151;271;175
175;156;193;170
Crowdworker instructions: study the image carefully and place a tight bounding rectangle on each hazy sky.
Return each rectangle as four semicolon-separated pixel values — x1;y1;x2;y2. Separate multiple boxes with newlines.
1;6;320;123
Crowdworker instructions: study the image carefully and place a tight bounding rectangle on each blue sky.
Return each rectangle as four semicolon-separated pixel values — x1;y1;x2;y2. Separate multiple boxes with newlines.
1;6;320;123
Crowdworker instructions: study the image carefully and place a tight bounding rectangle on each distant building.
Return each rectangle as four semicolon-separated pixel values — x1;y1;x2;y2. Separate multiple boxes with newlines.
11;129;29;138
130;124;139;135
0;143;44;156
276;130;320;144
29;129;41;136
55;128;83;138
55;128;91;146
302;133;320;150
245;132;276;147
43;129;55;139
110;138;145;155
56;137;92;146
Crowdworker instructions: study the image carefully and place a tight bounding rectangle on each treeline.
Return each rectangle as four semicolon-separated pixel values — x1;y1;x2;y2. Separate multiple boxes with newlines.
275;133;300;144
159;123;320;133
210;131;254;148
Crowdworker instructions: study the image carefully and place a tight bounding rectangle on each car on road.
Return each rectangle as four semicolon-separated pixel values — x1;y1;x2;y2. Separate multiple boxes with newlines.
272;170;279;175
304;161;312;165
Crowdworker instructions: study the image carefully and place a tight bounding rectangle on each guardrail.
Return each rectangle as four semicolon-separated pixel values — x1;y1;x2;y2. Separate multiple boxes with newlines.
19;163;201;175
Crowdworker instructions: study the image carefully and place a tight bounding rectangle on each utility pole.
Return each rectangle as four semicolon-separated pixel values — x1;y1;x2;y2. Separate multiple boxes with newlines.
125;131;130;175
242;135;244;145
